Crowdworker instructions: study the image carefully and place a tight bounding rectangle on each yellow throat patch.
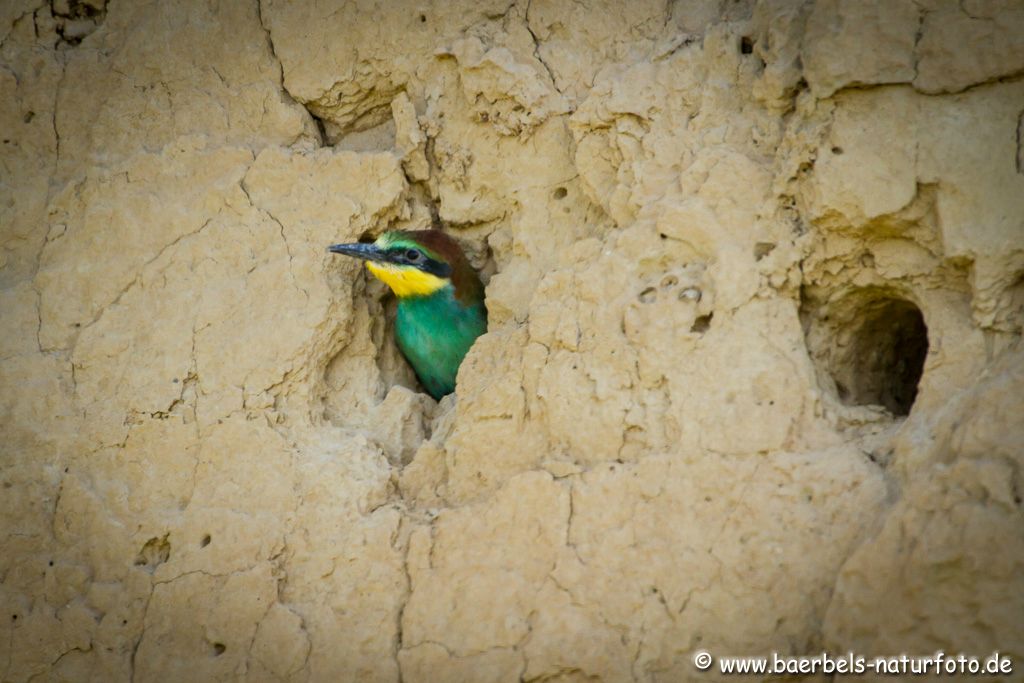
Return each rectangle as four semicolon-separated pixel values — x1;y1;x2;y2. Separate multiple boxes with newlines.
366;261;448;298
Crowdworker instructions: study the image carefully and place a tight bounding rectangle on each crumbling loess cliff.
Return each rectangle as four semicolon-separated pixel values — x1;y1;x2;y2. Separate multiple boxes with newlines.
2;0;1022;681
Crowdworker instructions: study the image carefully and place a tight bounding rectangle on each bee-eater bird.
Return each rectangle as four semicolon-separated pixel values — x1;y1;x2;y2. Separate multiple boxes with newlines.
328;230;487;400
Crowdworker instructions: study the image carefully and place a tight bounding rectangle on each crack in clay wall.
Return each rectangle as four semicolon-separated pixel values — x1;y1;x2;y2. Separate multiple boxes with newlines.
1;0;1023;681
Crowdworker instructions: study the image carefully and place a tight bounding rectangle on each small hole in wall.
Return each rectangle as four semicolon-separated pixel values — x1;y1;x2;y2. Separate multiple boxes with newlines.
200;534;211;548
678;287;701;302
803;289;928;416
553;187;568;200
638;287;657;303
419;13;427;22
691;313;713;333
134;535;171;571
831;146;844;155
23;111;35;123
754;242;776;261
740;37;754;54
212;643;226;656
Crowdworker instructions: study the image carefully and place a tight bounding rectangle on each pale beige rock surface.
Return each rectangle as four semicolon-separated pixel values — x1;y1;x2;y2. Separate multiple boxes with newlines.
2;1;1022;682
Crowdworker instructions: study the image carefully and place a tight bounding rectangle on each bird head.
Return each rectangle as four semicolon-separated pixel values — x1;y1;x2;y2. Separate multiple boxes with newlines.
328;230;483;302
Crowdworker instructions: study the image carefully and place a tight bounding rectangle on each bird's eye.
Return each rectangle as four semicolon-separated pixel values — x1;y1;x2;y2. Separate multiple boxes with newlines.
405;249;422;262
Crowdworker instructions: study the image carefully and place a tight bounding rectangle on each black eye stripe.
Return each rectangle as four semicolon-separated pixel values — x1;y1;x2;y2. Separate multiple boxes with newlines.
386;247;452;278
423;259;452;278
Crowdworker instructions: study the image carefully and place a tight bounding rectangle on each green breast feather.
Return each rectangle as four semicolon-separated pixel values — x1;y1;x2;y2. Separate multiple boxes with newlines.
395;285;487;400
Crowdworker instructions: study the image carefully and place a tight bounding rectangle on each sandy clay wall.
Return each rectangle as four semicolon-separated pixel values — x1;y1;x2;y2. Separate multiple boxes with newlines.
2;0;1023;681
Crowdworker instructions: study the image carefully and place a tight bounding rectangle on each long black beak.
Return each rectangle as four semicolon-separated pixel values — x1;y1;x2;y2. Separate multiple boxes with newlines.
327;242;387;263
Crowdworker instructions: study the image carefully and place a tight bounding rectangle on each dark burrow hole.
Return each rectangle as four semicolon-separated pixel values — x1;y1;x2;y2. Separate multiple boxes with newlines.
835;299;927;415
553;186;568;200
212;643;226;656
200;534;211;548
740;36;754;54
754;242;776;261
691;313;713;334
804;290;929;417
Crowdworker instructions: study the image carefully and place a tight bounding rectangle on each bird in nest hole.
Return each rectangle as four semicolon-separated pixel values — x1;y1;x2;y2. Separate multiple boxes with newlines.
328;230;487;400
